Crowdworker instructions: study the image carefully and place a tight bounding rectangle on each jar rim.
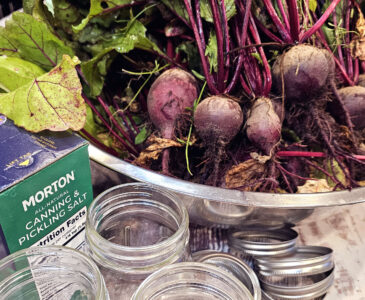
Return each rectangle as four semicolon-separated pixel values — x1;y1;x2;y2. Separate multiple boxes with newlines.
132;262;254;300
86;182;189;253
193;251;261;300
0;245;108;299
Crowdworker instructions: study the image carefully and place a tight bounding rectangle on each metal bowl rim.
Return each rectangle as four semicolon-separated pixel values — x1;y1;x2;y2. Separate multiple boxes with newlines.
89;144;365;209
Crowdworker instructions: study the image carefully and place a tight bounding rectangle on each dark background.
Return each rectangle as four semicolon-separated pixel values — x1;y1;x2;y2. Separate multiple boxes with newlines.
0;0;22;19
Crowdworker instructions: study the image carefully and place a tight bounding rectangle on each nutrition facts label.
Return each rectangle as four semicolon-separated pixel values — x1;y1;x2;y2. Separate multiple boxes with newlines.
31;206;87;250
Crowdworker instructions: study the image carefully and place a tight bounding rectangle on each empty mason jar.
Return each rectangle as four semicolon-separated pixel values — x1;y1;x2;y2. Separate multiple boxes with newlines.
132;262;254;300
85;183;190;300
0;246;109;299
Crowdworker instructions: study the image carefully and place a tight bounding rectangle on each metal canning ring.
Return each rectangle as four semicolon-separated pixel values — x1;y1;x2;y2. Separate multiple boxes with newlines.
192;251;262;300
256;246;333;277
228;228;298;257
260;268;334;299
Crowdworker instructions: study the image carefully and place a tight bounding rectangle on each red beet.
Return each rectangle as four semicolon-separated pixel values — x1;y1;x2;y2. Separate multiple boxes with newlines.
147;68;198;173
337;86;365;130
246;97;282;155
194;95;244;185
358;74;365;88
148;68;198;139
194;96;244;145
272;99;285;122
272;44;333;100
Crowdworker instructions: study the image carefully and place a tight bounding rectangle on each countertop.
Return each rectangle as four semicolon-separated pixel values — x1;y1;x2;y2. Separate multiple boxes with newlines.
295;203;365;299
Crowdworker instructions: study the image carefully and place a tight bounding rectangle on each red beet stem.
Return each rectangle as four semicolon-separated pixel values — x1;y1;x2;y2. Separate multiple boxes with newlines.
277;0;290;32
300;0;341;43
262;0;293;43
277;151;365;160
287;0;300;42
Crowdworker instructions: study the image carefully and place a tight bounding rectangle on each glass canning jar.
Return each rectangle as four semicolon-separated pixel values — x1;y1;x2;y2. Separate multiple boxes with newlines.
132;262;254;300
0;245;109;300
85;183;190;300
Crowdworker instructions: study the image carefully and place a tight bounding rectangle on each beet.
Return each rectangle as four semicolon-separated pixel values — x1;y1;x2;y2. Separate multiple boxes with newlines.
246;97;282;155
194;95;244;185
147;68;198;173
272;99;285;122
358;74;365;88
272;44;333;100
194;96;243;144
148;68;198;139
337;86;365;130
321;49;336;81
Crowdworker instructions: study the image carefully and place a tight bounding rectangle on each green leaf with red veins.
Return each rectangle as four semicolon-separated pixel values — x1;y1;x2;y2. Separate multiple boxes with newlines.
73;0;133;33
0;55;86;132
0;12;74;71
0;56;46;92
0;26;18;57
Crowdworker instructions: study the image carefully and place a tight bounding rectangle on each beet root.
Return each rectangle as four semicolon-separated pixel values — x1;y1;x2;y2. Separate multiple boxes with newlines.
148;68;198;138
272;44;333;100
194;96;244;144
147;68;198;174
246;97;282;155
337;86;365;130
358;74;365;88
194;95;244;185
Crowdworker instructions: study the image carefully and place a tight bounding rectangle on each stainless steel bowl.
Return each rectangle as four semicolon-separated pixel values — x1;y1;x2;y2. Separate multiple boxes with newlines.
89;144;365;228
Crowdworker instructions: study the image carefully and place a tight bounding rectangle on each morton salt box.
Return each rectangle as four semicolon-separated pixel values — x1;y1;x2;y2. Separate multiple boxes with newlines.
0;114;93;259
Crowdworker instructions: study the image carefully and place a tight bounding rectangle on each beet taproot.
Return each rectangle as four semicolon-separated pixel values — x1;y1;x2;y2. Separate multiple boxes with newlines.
194;95;244;185
147;68;198;173
246;97;282;155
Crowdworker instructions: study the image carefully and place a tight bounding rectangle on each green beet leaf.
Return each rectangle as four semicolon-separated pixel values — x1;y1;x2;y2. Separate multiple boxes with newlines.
83;106;129;157
0;55;86;132
0;56;45;92
0;26;18;57
0;12;74;71
81;48;115;97
73;0;133;33
23;0;37;14
161;0;190;24
107;19;162;54
135;125;149;145
308;0;318;12
161;0;236;24
200;0;236;23
81;18;162;97
83;105;104;138
205;30;218;72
